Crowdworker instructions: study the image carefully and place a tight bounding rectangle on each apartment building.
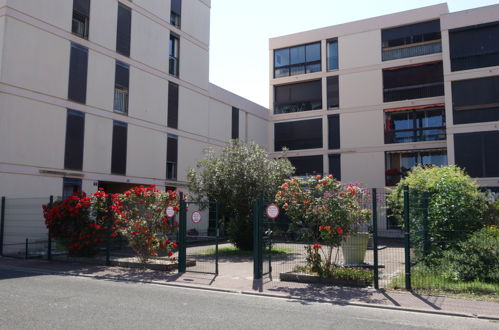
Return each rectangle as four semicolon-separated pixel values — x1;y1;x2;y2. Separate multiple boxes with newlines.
269;3;499;194
0;0;268;198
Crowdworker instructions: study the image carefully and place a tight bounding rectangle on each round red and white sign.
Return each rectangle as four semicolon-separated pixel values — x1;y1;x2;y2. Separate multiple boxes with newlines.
266;204;280;219
166;206;175;218
191;211;202;224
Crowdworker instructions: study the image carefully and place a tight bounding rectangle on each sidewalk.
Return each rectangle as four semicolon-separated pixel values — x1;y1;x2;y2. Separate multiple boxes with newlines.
1;257;498;320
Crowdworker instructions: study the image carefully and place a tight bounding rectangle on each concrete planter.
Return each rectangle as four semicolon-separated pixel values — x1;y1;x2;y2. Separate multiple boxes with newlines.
279;272;369;287
341;232;370;265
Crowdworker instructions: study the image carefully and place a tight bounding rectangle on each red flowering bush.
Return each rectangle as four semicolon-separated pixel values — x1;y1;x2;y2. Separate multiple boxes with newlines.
43;192;111;257
275;175;371;272
113;185;179;264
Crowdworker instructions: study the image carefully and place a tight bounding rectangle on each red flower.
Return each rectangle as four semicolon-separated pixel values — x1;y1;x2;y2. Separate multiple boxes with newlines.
336;226;343;235
312;243;322;250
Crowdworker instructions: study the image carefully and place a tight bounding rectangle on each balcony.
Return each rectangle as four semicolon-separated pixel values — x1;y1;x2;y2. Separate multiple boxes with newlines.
382;41;441;61
113;87;129;114
169;56;178;76
385;127;446;144
383;82;444;103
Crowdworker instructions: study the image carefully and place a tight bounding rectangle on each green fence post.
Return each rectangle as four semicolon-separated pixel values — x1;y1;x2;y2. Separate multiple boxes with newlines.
253;194;263;280
178;192;187;273
372;188;379;290
422;191;430;258
215;200;219;276
403;185;412;291
47;196;53;260
105;196;112;266
0;197;5;256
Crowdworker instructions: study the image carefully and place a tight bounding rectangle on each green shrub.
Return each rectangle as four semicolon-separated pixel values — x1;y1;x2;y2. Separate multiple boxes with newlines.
387;166;488;261
444;226;499;283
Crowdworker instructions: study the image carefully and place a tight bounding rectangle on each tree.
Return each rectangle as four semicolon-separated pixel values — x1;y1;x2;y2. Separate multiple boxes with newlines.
387;165;488;261
187;140;294;250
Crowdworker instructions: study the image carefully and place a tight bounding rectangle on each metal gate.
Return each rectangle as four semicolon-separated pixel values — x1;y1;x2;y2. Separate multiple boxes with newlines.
177;194;219;275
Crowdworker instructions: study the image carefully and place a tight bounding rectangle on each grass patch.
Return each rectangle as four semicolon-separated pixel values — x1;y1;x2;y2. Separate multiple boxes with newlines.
390;264;499;302
194;246;293;257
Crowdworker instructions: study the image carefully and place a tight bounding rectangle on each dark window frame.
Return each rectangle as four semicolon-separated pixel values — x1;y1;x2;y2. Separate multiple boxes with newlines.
385;149;447;186
231;107;239;139
274;118;323;151
63;178;83;199
64;109;85;171
383;61;444;102
384;105;446;144
170;0;181;28
167;82;179;129
450;21;499;71
327;75;339;109
167;135;178;180
274;42;321;78
116;3;132;57
452;76;499;125
454;131;499;178
328;114;340;150
327;39;339;71
169;34;180;77
114;61;129;114
111;121;128;175
274;80;322;114
288;155;323;177
72;0;90;39
68;43;88;104
328;154;341;180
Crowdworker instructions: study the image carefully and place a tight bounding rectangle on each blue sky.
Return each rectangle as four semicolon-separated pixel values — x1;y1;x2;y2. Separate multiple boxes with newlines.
209;0;499;107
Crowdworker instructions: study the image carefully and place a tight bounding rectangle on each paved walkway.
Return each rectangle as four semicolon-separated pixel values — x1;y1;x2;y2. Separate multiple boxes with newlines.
0;256;498;320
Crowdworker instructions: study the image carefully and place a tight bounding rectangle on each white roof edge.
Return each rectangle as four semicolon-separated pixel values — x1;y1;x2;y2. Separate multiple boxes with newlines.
269;3;449;49
208;83;270;120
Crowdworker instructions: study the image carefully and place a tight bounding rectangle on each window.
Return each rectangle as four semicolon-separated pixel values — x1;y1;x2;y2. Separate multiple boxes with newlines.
385;149;447;186
170;0;181;28
328;115;340;150
111;121;127;175
169;34;179;76
232;107;239;139
327;76;339;109
114;61;129;114
328;154;341;180
72;0;90;39
274;42;321;78
167;135;178;180
64;109;85;171
68;43;88;104
384;105;445;144
327;39;338;71
274;80;322;114
167;82;179;129
274;119;322;151
116;3;131;57
288;155;323;176
63;178;82;199
454;131;499;178
383;61;443;102
382;20;441;61
452;76;499;124
450;21;499;71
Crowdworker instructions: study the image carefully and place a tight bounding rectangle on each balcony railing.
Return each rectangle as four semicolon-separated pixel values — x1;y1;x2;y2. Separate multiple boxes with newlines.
384;82;444;102
274;100;322;114
113;88;129;114
451;52;499;71
385;127;446;144
382;41;441;61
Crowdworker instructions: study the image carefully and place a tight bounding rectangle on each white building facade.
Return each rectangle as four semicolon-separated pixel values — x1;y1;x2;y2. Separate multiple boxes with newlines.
269;3;499;193
0;0;268;198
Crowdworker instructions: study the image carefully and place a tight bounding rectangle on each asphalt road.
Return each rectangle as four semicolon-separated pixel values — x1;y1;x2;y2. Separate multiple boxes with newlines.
0;268;497;330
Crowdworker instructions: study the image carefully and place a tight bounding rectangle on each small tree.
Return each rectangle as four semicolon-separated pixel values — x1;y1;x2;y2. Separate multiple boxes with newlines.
387;165;488;261
187;140;294;250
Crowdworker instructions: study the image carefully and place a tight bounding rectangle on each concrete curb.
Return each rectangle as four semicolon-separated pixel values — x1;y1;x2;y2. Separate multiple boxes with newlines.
1;263;498;322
